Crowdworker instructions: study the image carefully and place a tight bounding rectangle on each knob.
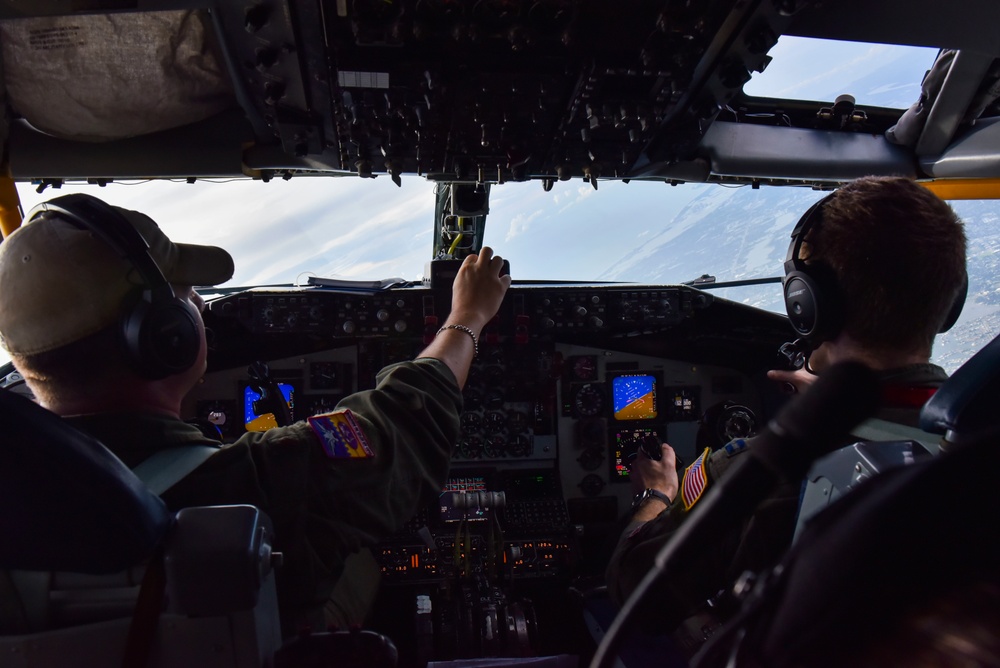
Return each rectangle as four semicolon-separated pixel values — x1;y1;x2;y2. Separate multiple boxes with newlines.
396;299;406;308
574;306;588;317
588;316;604;328
377;309;390;322
286;313;299;327
261;306;275;321
342;321;356;334
394;320;407;333
540;317;555;329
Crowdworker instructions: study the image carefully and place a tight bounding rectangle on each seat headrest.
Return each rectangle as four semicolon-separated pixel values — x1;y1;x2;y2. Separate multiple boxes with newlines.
920;332;1000;443
0;389;171;574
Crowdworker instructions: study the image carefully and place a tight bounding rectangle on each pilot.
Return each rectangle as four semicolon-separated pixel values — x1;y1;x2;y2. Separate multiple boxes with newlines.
605;176;968;651
0;193;511;635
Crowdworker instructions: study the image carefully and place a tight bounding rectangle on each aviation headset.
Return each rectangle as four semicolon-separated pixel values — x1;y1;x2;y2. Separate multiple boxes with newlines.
25;194;202;379
783;191;967;343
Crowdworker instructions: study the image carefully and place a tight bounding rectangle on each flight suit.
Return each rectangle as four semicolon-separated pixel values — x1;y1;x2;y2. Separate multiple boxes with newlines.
67;357;461;635
605;364;949;641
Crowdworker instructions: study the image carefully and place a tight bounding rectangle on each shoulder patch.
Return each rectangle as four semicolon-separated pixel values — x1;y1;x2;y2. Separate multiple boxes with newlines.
307;409;375;459
681;447;712;510
723;438;749;458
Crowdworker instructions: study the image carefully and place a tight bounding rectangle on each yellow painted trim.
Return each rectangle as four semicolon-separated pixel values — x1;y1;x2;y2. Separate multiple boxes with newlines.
0;177;22;238
919;178;1000;200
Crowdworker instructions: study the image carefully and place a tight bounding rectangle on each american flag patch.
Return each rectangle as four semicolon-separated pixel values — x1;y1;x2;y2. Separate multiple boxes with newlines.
681;447;711;510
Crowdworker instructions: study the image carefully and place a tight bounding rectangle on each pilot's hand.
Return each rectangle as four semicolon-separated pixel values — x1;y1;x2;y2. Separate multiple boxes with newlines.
630;442;679;522
448;247;512;332
767;367;818;394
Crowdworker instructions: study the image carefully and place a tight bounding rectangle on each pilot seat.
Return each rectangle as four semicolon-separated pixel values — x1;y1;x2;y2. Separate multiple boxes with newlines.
0;387;395;667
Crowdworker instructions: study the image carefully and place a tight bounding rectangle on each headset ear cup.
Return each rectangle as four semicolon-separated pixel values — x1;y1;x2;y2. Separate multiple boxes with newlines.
939;271;968;333
784;263;844;344
121;294;201;379
784;270;823;339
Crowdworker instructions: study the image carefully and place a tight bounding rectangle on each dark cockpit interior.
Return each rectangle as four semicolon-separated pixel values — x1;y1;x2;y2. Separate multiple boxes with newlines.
1;1;999;666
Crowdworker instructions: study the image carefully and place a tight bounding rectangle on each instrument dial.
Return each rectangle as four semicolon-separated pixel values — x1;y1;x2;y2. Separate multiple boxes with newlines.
572;383;605;417
483;410;507;433
461;411;483;434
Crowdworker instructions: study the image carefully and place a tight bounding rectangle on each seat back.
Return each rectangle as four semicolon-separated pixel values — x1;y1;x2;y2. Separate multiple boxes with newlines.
0;388;170;574
0;389;283;666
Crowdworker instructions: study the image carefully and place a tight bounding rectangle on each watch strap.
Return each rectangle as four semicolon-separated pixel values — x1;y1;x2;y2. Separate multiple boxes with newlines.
631;488;672;514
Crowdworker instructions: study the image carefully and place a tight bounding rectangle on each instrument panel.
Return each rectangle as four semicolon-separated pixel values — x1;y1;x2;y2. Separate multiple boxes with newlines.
191;282;788;586
179;280;790;661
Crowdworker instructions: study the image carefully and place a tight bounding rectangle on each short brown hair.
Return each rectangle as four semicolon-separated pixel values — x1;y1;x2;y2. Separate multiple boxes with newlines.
10;327;132;407
803;176;966;355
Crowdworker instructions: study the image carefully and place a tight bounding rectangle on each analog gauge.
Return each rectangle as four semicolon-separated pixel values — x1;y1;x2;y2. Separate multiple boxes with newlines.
507;434;532;457
572;356;598;381
463;388;483;411
458;435;484;459
460;411;482;434
484;387;505;409
483;410;507;433
572;383;605;417
578;473;605;497
483;434;507;458
309;362;344;391
577;446;603;471
507;410;529;434
718;403;758;443
577;418;606;448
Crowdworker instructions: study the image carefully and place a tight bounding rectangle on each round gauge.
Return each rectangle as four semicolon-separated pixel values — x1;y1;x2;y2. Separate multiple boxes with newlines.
718;404;758;443
507;434;532;457
309;362;342;390
460;411;482;434
578;473;605;497
507;410;529;434
483;410;507;433
463;388;482;411
484;388;505;409
483;434;507;458
458;435;484;459
577;446;603;471
577;418;605;448
573;383;605;417
572;356;598;381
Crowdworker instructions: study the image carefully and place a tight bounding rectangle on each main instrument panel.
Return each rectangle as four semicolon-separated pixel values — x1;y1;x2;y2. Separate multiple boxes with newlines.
189;281;789;661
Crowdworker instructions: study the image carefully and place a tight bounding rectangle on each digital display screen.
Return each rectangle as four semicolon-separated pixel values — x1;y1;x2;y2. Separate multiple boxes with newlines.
612;374;658;421
610;427;660;482
244;383;294;432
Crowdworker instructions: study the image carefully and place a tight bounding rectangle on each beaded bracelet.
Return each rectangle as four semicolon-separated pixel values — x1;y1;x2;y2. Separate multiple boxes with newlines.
437;324;479;357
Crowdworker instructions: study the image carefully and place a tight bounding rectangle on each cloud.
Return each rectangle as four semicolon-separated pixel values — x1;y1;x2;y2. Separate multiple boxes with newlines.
505;209;544;241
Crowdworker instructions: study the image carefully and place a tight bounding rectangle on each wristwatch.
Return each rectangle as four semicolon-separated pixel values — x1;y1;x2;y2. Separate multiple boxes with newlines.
630;488;672;515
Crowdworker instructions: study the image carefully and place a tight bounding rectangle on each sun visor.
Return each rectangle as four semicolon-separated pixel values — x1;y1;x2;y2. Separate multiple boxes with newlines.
0;10;235;142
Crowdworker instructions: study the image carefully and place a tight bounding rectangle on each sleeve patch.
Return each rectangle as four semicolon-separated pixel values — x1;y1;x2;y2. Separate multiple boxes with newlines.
680;447;711;510
307;409;375;459
724;438;749;458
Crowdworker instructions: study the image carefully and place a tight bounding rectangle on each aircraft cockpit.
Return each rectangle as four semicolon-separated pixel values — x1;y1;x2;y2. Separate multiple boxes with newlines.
1;1;999;666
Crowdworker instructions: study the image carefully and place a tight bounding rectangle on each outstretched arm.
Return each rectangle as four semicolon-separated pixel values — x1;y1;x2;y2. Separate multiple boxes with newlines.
417;247;512;388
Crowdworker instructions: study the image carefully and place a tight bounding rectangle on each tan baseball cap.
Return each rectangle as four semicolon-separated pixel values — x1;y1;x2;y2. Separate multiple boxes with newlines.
0;198;234;355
